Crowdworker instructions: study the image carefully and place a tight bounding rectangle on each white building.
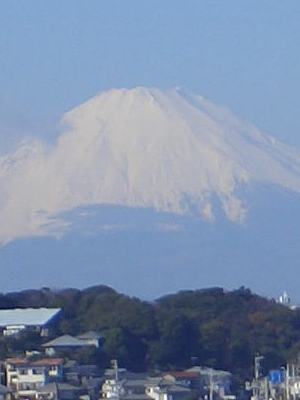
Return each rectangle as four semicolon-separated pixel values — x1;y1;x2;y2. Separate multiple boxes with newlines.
5;357;63;399
278;291;291;306
101;376;191;400
0;308;61;337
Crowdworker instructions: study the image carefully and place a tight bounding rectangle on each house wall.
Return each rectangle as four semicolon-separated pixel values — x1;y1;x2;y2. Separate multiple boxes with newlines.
146;386;169;400
6;363;63;399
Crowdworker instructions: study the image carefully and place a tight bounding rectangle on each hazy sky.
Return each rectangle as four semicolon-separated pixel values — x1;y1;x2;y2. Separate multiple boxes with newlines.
0;0;300;151
1;1;300;298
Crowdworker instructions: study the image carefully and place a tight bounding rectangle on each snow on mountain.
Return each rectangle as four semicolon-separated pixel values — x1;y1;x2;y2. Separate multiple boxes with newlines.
1;87;300;244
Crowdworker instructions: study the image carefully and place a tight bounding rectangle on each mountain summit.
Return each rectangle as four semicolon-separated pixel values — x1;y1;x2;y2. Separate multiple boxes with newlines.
1;87;300;243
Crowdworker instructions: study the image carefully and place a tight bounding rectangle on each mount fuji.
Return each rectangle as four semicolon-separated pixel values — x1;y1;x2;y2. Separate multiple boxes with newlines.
1;87;300;299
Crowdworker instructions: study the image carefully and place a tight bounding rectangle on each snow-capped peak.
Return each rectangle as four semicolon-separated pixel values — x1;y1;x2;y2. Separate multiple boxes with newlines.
1;87;300;243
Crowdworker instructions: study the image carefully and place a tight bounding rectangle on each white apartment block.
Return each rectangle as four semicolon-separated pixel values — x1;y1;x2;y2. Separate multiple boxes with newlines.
5;358;63;399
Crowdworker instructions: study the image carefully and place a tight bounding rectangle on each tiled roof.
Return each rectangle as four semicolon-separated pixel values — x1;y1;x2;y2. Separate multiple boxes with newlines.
6;357;64;366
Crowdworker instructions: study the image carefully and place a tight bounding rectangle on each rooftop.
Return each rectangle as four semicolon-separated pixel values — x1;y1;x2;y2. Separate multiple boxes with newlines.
163;371;199;379
43;334;88;347
122;395;150;400
0;308;61;327
6;357;64;366
166;385;191;393
77;331;103;340
187;366;232;377
37;382;84;393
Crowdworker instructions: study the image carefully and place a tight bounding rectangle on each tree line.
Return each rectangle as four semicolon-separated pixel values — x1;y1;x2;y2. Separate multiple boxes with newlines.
0;285;300;384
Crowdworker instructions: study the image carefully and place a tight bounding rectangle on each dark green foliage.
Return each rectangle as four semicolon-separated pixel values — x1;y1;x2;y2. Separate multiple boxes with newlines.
52;346;107;368
103;326;147;371
5;331;42;354
1;285;300;384
148;312;200;368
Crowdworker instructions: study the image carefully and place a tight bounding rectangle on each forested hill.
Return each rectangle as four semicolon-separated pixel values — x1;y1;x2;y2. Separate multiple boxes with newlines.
1;285;300;381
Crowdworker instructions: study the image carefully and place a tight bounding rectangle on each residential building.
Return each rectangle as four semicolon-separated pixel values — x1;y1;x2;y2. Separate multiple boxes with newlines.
162;371;199;388
101;375;191;400
36;382;86;400
0;308;61;337
5;357;63;399
64;362;103;399
186;366;233;398
64;364;102;385
43;333;102;356
145;378;191;400
76;332;104;348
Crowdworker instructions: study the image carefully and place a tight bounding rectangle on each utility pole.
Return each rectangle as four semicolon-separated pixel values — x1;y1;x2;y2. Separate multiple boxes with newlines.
245;356;265;400
209;369;214;400
285;364;290;400
255;356;265;380
254;356;265;400
264;377;269;400
110;359;120;399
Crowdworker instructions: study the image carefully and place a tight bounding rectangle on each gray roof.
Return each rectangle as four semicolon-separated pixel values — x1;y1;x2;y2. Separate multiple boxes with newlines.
37;382;84;394
144;379;191;394
77;331;103;340
0;308;61;327
66;364;101;377
124;379;149;387
125;373;150;380
105;367;127;377
146;377;163;386
167;385;191;393
43;334;87;347
122;395;150;400
187;366;232;377
146;378;188;389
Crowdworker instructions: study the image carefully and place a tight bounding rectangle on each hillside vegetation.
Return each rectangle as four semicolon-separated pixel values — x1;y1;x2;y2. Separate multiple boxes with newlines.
0;286;299;382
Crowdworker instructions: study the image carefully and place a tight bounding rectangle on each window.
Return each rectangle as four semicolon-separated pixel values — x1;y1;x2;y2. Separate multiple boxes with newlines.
19;369;27;375
19;383;36;390
32;368;43;375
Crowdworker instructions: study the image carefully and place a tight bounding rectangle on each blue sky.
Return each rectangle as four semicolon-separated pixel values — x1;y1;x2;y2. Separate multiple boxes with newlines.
1;1;300;298
0;0;300;151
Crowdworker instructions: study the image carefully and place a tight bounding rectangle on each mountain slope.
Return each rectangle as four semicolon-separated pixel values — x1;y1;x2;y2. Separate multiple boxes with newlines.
1;87;300;244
